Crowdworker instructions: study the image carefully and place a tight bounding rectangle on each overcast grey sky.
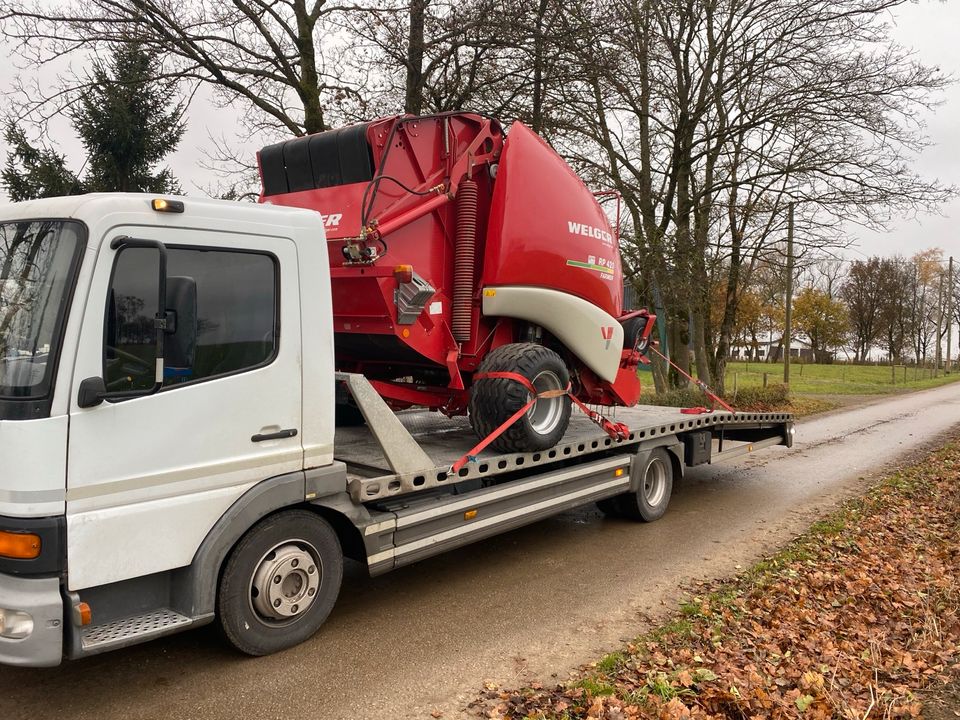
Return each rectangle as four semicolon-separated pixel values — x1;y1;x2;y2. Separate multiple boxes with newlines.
0;2;957;264
847;2;960;261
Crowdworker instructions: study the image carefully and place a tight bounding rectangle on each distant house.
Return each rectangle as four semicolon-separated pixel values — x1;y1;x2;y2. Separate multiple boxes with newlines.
730;334;831;363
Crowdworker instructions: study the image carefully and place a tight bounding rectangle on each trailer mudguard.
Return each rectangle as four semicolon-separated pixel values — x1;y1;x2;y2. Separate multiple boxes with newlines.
482;285;624;382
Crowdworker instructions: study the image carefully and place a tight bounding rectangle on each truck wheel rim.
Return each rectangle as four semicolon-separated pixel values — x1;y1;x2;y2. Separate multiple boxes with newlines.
527;369;564;435
643;457;667;507
250;541;322;623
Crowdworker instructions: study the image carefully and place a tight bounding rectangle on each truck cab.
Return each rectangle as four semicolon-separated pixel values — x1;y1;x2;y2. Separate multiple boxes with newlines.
0;194;340;665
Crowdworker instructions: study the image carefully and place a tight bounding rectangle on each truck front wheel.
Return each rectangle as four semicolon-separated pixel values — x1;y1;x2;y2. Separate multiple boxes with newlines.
217;510;343;656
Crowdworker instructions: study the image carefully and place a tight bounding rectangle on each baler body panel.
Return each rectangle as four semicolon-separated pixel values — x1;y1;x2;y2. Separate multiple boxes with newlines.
259;114;501;372
256;112;651;413
482;122;623;319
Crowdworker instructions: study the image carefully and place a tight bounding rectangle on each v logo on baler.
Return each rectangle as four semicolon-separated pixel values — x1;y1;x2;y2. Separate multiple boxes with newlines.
601;326;614;350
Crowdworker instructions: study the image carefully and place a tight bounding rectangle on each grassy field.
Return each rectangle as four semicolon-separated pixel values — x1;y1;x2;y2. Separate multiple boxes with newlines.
725;360;960;396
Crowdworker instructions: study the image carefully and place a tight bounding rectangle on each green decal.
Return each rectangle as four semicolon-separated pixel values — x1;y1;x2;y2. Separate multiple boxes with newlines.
566;259;611;274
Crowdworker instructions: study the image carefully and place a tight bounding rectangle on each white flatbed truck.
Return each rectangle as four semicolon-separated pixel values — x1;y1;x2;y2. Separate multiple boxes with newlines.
0;194;793;666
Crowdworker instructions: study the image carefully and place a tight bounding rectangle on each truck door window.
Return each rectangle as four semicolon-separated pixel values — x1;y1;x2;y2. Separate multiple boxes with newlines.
104;246;278;392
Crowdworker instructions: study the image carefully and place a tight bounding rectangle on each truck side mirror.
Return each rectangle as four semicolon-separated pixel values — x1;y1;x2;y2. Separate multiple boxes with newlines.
77;376;107;408
165;276;197;371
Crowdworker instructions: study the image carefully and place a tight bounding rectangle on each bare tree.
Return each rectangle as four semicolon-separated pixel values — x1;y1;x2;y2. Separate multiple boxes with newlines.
875;257;913;364
1;0;368;137
842;258;886;362
550;0;951;392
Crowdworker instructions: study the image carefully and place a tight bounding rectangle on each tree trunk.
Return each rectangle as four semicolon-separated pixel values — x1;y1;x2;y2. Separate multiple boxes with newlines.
404;0;428;114
530;0;549;133
714;219;743;395
691;313;712;389
294;1;325;134
668;313;690;388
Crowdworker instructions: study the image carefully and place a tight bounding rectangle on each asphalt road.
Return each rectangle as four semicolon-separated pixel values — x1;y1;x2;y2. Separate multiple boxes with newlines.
4;382;960;720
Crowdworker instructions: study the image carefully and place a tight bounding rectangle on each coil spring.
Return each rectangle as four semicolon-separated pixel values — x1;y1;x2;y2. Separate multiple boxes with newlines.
452;179;478;343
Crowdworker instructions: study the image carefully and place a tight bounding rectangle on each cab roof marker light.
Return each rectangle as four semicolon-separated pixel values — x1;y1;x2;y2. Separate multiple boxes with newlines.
151;198;184;213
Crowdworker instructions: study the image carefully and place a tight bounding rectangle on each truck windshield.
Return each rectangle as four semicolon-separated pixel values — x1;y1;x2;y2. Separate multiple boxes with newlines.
0;220;84;400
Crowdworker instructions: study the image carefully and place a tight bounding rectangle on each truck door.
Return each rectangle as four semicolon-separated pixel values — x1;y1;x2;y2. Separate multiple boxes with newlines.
66;226;303;591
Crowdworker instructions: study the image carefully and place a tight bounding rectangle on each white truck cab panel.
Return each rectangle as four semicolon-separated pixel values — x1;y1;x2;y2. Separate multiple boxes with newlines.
59;197;332;589
0;416;68;517
66;225;303;589
0;195;335;663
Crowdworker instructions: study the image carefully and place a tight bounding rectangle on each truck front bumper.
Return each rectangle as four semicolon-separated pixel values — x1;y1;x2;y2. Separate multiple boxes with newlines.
0;573;62;667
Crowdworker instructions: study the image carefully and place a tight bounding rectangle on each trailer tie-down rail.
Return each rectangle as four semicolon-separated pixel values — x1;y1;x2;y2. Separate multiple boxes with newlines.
450;371;630;473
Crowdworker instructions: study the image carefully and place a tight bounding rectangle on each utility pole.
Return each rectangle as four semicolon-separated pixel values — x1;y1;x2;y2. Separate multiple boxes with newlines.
947;256;954;373
784;202;794;385
935;269;944;377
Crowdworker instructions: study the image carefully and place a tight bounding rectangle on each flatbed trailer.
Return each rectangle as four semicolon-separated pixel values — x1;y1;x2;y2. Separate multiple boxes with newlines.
335;373;794;576
0;195;794;666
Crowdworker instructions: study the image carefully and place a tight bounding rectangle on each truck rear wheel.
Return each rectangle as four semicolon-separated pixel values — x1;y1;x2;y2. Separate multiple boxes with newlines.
469;343;572;453
617;447;673;522
217;510;343;656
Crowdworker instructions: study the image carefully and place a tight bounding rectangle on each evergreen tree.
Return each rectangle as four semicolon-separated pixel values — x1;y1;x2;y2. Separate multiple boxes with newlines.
2;123;83;201
72;44;185;193
2;43;184;200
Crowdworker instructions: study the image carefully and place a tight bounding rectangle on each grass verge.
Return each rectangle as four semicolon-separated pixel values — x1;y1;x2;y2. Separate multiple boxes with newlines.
725;361;960;396
470;442;960;719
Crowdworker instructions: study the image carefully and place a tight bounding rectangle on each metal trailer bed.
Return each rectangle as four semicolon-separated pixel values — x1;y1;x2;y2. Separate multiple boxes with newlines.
335;373;794;504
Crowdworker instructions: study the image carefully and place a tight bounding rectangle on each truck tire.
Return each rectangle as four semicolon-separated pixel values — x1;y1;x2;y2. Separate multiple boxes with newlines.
617;448;673;522
217;510;343;656
469;343;572;453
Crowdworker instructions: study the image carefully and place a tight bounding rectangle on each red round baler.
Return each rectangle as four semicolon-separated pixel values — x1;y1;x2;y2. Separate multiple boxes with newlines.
258;112;654;452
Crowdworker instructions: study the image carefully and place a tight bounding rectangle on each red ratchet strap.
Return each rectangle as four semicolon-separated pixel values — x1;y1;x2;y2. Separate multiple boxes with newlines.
450;371;630;473
647;345;736;414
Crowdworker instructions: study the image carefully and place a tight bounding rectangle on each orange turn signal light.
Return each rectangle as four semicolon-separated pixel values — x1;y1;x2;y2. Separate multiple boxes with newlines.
394;264;414;284
0;531;41;560
75;602;93;626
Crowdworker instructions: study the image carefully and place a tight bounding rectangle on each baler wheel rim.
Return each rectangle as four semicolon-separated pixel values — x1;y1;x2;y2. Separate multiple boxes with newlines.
527;369;565;435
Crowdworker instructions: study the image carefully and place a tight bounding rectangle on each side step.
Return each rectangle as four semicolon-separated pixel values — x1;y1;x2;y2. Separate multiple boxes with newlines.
81;608;193;654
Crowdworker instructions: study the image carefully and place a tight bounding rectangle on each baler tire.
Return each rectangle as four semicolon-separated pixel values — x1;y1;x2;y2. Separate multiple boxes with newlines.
217;510;343;656
622;315;650;354
469;343;572;453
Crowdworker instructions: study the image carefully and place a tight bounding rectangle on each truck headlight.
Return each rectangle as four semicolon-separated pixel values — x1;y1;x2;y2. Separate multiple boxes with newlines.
0;608;34;639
